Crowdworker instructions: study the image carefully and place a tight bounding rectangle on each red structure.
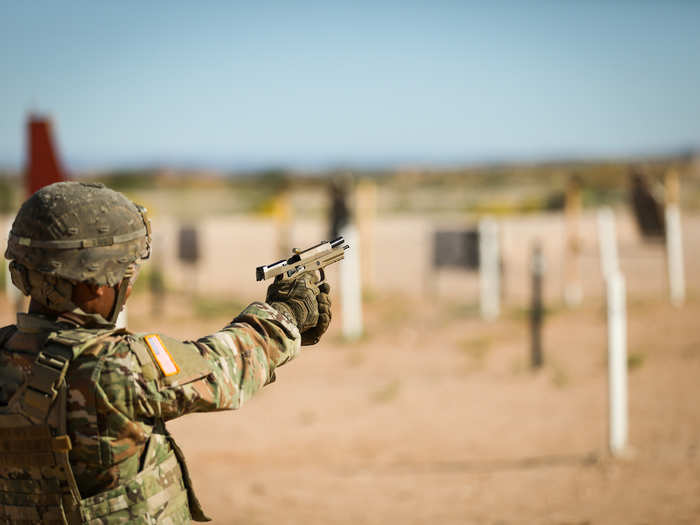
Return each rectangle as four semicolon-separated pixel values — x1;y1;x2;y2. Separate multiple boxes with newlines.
26;115;67;196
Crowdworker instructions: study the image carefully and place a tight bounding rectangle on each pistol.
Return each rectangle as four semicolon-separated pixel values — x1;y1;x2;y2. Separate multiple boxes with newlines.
256;237;349;283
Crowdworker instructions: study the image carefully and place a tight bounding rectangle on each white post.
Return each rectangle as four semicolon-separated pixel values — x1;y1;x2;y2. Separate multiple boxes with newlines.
665;204;685;307
607;271;628;456
598;209;628;456
597;207;619;279
340;224;363;340
479;218;500;320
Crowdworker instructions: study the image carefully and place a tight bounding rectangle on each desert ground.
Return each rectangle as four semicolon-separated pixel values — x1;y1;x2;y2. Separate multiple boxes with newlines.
151;291;700;525
2;207;699;524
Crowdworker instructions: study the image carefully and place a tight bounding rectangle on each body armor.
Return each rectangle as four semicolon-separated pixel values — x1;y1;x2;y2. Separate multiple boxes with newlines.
0;322;207;524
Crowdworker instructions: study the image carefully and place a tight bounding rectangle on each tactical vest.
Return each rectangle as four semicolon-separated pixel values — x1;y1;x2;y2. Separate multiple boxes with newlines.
0;324;210;524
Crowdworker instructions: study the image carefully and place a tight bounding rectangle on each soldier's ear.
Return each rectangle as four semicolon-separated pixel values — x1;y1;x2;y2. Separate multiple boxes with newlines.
92;284;108;297
73;282;103;301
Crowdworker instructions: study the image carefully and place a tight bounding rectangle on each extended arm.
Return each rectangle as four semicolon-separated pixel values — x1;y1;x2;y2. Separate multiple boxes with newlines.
134;301;301;420
133;274;330;420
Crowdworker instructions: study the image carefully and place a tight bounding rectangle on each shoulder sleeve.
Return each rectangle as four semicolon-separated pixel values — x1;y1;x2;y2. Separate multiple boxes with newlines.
132;301;301;421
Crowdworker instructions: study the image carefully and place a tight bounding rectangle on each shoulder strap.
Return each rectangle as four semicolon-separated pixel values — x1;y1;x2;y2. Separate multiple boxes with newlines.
0;335;83;518
16;349;71;423
9;328;122;425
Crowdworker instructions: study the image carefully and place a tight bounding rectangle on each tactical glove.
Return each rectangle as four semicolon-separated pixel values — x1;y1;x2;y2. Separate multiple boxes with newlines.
267;273;318;329
267;274;332;346
300;282;331;346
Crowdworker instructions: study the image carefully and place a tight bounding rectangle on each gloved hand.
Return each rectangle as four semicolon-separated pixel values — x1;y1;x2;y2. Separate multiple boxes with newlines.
266;274;332;346
300;282;331;346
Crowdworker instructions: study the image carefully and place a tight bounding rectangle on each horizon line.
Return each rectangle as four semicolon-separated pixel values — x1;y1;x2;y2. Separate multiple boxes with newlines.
0;145;697;176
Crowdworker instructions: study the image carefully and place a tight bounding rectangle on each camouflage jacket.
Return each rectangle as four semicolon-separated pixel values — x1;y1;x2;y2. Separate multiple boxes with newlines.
0;301;300;522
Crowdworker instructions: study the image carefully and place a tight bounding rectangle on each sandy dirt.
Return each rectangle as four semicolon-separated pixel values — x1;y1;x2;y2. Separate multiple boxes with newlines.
54;290;698;525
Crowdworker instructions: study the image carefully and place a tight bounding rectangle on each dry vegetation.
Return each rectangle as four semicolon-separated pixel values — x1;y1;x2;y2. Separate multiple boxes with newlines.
3;156;700;218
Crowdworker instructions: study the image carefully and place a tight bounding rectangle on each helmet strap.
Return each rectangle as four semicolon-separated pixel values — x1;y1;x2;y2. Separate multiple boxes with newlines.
109;278;131;325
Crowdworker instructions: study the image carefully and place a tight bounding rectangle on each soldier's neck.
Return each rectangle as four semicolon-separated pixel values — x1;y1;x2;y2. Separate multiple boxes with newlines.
28;299;60;317
26;299;115;328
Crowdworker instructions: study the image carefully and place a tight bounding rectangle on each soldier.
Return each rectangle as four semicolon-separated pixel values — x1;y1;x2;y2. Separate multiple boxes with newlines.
0;181;331;523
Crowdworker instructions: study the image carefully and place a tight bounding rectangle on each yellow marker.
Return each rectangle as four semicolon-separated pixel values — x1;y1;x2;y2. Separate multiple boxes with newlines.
144;334;179;376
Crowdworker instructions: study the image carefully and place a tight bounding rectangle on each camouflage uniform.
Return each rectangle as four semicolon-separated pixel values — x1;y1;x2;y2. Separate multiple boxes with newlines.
0;302;300;523
0;182;318;524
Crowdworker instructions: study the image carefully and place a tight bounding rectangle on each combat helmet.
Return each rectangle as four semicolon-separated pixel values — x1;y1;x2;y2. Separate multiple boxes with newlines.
5;181;151;322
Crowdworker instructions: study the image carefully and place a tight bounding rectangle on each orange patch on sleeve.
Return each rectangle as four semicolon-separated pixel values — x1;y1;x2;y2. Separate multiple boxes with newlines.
144;334;179;376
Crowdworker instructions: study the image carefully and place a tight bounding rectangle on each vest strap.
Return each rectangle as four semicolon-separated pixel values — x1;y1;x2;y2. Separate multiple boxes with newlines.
18;352;69;422
1;339;84;521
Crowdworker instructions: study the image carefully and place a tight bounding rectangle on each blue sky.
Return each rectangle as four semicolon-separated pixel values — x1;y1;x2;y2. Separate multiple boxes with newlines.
1;1;699;171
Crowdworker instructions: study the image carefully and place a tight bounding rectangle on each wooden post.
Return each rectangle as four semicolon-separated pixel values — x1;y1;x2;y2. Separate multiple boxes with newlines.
275;187;292;259
563;176;583;307
597;207;619;279
530;241;545;368
149;258;166;318
479;218;500;320
607;271;628;456
177;225;201;297
340;224;363;340
665;169;685;307
355;179;376;293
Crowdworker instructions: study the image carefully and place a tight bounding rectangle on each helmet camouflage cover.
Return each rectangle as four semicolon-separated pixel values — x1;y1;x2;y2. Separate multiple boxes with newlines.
5;181;151;287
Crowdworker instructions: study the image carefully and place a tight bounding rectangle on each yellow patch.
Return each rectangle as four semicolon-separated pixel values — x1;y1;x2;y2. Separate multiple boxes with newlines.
144;334;179;376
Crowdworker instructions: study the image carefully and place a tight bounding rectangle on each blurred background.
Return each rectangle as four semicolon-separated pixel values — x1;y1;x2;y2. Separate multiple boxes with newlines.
1;2;700;523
